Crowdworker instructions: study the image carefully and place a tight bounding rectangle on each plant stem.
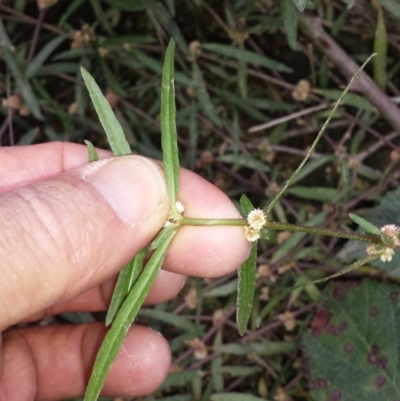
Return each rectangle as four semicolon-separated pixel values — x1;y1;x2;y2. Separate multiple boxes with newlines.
179;217;380;244
180;217;247;226
263;221;379;244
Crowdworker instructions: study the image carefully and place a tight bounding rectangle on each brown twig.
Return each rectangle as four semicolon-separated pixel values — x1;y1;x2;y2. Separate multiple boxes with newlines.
298;13;400;134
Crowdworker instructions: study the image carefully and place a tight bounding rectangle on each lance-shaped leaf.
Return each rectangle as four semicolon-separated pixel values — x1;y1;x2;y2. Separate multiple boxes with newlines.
237;242;257;335
81;67;131;156
84;228;177;401
161;40;180;215
105;247;146;326
240;194;255;217
349;213;382;237
84;140;99;162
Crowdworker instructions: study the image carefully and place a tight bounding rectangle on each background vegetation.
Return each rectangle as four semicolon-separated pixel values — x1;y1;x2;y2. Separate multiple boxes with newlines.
1;0;400;400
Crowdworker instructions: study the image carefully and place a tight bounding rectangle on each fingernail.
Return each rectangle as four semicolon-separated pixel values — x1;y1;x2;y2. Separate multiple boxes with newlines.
83;155;168;226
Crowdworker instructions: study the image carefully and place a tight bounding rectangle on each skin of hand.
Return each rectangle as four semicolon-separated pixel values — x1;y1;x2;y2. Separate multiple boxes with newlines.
0;142;249;401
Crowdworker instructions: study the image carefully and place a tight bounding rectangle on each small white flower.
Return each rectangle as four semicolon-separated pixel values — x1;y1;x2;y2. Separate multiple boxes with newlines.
380;224;399;237
366;244;378;256
381;247;395;262
247;208;266;231
176;201;185;214
244;226;260;242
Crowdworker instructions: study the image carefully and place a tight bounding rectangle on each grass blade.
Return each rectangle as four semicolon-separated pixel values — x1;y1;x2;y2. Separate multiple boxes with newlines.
0;20;43;120
161;40;180;214
281;0;299;51
84;228;177;401
81;67;131;156
193;61;221;127
105;247;146;326
201;43;292;72
373;7;387;90
26;35;66;79
237;242;257;336
84;140;99;162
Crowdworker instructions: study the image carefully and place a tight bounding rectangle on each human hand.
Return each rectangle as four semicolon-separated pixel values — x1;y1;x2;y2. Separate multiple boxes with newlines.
0;142;249;401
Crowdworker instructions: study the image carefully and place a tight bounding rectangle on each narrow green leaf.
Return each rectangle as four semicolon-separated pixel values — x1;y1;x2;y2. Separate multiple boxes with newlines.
216;366;261;377
201;43;292;73
193;61;221;127
214;341;296;356
239;194;255;216
211;330;224;392
18;128;38;145
138;308;197;331
100;58;128;97
282;0;299;51
59;0;86;26
314;89;374;111
161;40;180;214
105;247;146;326
377;0;400;19
102;35;155;47
237;242;257;336
286;186;338;202
0;20;43;120
90;0;114;35
151;2;189;54
204;279;238;298
150;225;176;250
84;228;177;401
26;35;66;79
339;188;400;276
374;8;388;90
81;67;131;156
214;88;271;121
84;140;99;162
348;213;382;236
160;371;201;390
290;155;335;185
132;50;192;86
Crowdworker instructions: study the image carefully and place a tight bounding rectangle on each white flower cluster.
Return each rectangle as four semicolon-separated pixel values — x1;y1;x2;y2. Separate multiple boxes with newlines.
381;224;400;246
366;224;400;262
367;244;395;262
244;209;266;242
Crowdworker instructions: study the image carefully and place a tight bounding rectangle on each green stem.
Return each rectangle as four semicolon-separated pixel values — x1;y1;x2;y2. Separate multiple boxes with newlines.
180;217;247;226
179;217;380;244
263;221;380;244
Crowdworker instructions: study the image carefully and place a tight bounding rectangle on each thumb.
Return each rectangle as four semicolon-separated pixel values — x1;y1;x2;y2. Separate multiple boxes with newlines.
0;155;169;329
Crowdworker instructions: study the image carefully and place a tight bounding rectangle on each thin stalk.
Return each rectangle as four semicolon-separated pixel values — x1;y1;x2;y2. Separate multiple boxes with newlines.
179;217;380;244
180;217;247;226
263;221;380;244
